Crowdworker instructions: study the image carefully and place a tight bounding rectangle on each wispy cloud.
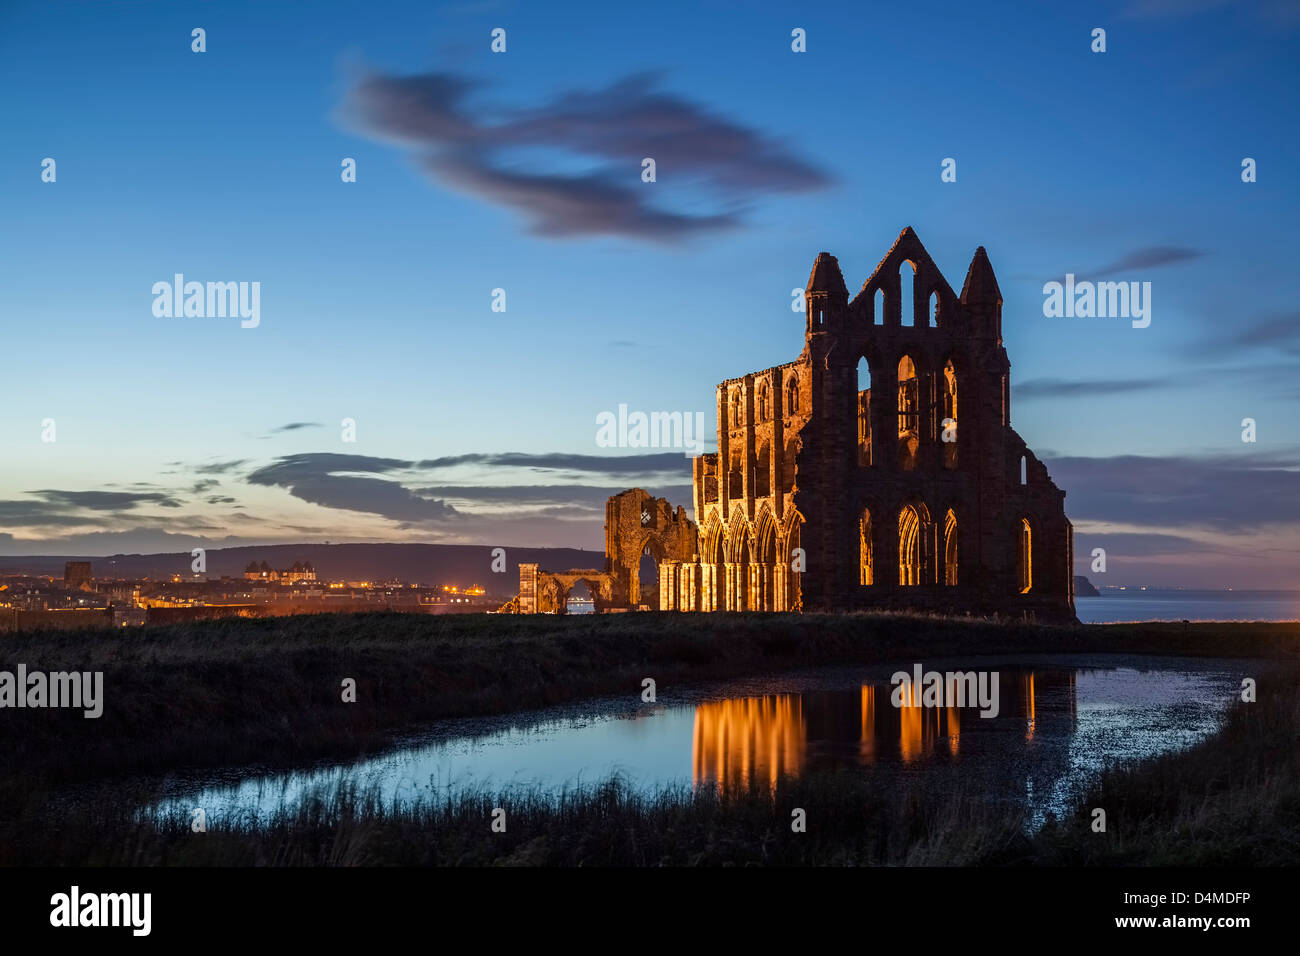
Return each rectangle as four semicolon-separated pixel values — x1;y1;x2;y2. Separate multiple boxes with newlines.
1016;361;1299;402
412;483;694;509
1084;245;1202;275
245;454;457;525
1014;375;1178;399
1048;450;1300;531
1047;245;1205;284
1014;245;1206;285
0;489;190;533
191;459;248;476
28;489;182;510
239;450;691;525
415;451;690;476
1220;310;1300;356
341;69;830;241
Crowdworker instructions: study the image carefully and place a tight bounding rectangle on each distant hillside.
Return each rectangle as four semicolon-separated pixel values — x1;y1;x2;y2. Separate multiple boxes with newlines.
0;543;605;592
1074;575;1101;597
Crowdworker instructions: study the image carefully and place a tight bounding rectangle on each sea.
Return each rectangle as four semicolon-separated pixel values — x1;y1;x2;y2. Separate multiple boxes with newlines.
1074;589;1300;624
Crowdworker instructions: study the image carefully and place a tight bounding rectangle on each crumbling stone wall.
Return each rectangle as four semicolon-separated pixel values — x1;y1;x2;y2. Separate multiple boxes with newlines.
684;228;1075;622
517;489;698;613
518;229;1076;623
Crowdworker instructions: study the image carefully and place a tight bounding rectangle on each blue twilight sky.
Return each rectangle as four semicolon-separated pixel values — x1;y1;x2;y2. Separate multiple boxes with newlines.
1;0;1298;587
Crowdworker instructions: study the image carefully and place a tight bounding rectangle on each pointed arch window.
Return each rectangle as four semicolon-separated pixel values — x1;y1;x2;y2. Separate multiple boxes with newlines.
857;357;872;466
900;261;916;327
941;359;957;469
897;356;920;471
943;510;958;586
899;505;923;586
1018;518;1033;593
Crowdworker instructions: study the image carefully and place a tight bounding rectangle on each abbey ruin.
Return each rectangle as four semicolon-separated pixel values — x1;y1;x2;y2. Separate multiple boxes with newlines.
520;228;1077;623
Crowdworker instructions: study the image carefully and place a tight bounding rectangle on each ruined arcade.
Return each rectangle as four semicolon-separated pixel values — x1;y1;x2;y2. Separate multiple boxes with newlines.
517;489;697;613
522;228;1076;623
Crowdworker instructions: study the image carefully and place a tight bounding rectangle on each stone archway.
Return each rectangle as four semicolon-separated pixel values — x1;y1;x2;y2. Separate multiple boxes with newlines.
777;511;804;612
753;508;778;611
726;514;754;611
517;488;701;614
701;516;726;612
563;579;596;614
633;534;669;608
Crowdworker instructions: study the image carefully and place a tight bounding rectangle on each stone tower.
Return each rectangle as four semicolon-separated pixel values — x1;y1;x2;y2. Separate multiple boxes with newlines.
679;227;1075;622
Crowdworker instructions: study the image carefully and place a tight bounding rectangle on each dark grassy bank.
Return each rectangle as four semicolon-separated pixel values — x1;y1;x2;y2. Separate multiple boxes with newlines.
2;612;1297;813
1030;666;1300;866
8;665;1298;866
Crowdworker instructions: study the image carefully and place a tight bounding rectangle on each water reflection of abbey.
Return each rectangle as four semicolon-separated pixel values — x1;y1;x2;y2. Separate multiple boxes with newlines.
692;671;1077;793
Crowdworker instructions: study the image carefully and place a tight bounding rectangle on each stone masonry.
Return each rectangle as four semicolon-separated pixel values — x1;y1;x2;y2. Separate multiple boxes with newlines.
519;228;1076;623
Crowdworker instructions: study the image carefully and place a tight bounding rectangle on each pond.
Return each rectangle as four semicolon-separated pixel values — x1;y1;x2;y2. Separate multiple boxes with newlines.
147;654;1248;829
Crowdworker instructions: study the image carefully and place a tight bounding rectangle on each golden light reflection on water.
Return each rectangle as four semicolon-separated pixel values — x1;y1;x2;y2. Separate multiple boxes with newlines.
860;685;875;763
894;679;963;764
1025;672;1036;741
692;695;806;791
691;672;1053;790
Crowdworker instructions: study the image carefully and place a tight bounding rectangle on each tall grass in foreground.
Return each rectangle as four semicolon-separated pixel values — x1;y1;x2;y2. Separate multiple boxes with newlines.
5;667;1297;866
4;613;1297;806
14;770;1035;867
1031;666;1300;866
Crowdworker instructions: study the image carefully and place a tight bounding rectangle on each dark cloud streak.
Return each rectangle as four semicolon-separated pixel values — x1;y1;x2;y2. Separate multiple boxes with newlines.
342;70;830;241
1047;452;1300;530
1014;376;1178;398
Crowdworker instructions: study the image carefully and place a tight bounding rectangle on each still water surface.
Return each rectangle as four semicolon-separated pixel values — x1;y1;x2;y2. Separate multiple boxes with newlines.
1075;590;1300;623
149;655;1247;829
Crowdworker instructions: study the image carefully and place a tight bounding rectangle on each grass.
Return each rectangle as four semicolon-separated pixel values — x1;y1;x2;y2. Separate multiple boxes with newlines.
2;612;1297;805
6;667;1298;866
1029;667;1300;866
2;612;1298;865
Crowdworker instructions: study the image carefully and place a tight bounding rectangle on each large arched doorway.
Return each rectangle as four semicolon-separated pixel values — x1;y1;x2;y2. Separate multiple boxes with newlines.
730;524;753;611
635;536;667;608
703;520;725;612
782;514;804;611
755;513;778;611
565;580;595;615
